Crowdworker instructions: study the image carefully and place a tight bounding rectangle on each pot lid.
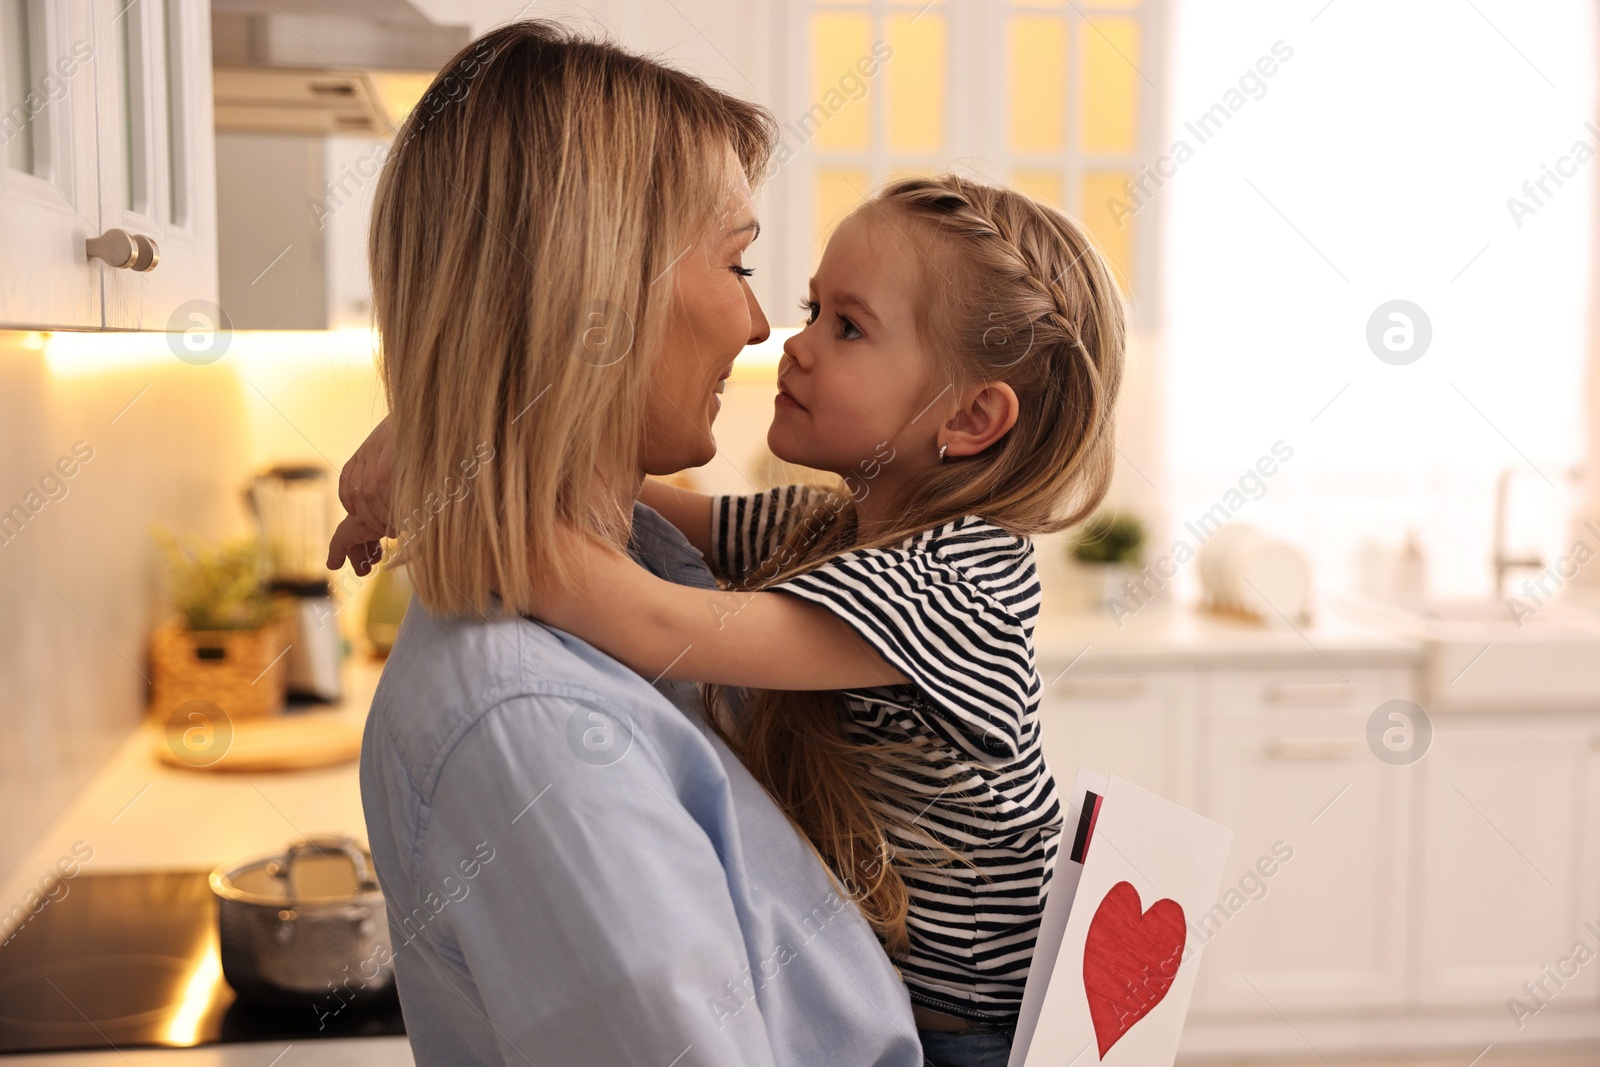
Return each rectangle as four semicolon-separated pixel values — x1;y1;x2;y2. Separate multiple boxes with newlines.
210;836;383;906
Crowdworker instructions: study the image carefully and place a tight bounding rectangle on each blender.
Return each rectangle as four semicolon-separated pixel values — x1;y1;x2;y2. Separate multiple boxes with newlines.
249;465;343;701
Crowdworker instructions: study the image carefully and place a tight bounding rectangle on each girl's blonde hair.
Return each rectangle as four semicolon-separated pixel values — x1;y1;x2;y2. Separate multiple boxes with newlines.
371;20;775;616
713;174;1127;957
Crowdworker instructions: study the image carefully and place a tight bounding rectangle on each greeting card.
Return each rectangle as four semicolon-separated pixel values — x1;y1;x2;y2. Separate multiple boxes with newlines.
1009;772;1233;1067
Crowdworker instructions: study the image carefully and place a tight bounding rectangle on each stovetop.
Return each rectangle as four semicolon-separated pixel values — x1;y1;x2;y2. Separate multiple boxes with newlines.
0;870;405;1054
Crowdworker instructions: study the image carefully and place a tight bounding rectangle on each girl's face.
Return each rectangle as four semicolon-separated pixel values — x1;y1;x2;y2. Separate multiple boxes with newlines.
642;148;769;478
769;211;944;483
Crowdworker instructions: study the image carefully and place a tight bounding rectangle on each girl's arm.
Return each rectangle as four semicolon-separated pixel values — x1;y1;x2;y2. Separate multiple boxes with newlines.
638;479;714;558
535;529;910;691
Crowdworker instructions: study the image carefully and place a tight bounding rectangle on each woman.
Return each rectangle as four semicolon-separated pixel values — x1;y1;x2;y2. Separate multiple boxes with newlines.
338;21;923;1067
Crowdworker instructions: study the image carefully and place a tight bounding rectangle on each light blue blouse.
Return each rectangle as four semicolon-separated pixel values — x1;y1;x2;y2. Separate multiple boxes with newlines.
359;502;923;1066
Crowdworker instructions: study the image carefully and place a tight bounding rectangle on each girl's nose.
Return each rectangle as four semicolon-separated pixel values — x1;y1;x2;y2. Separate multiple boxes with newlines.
781;330;810;370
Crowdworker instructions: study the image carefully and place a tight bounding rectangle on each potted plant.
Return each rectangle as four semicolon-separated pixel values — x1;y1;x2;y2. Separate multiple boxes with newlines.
1069;511;1147;611
149;528;291;720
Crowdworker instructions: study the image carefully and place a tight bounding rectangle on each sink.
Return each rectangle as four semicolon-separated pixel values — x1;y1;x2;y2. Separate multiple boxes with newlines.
1409;600;1523;624
1341;596;1600;712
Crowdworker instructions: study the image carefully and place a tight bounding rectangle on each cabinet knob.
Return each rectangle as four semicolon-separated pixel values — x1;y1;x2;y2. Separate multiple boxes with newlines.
86;228;136;269
131;233;159;272
85;229;160;272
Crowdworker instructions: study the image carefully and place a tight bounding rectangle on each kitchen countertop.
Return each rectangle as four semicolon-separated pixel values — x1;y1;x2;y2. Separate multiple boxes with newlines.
0;656;413;1067
0;1038;415;1067
1032;599;1423;671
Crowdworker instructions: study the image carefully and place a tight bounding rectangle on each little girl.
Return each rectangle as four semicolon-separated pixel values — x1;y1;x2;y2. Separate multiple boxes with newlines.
532;173;1126;1065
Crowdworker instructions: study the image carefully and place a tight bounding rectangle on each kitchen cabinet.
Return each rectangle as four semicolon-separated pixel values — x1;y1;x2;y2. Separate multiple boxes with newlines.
1413;714;1600;1007
0;0;215;331
0;1;101;328
1037;669;1196;807
1035;616;1600;1054
1032;642;1424;1021
1192;666;1415;1015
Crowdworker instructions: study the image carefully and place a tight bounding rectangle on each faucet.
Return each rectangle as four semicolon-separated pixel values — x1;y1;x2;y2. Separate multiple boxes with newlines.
1492;465;1586;599
1493;469;1543;599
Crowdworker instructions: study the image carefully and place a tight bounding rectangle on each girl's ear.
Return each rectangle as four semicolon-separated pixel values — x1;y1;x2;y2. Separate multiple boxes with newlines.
941;382;1020;460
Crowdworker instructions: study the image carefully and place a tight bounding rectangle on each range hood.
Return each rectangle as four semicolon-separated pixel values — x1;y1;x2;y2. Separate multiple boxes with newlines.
210;0;472;329
210;0;471;135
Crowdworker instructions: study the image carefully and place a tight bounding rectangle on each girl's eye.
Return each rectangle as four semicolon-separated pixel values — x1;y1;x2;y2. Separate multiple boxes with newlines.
837;315;862;341
799;298;820;326
731;265;756;278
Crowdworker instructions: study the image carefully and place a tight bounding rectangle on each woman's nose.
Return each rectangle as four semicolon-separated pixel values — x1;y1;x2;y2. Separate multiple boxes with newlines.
744;280;770;345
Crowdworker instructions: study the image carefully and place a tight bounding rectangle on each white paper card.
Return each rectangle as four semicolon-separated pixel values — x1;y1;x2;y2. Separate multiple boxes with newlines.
1009;773;1232;1067
1008;768;1105;1063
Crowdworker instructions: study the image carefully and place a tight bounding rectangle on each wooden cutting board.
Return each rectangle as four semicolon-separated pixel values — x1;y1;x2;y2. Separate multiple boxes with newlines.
155;712;366;773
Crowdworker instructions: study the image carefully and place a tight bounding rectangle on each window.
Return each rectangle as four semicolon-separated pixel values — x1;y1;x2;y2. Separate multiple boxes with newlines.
1164;1;1594;601
1006;0;1146;297
764;0;1166;331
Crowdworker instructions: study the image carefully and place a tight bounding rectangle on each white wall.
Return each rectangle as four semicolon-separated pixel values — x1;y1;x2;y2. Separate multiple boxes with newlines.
0;329;390;882
0;335;257;878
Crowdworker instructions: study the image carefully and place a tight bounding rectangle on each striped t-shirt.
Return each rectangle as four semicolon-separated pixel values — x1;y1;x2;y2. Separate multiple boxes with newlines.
709;485;1065;1022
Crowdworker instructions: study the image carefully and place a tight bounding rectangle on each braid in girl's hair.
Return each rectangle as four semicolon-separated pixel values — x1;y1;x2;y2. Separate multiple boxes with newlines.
708;174;1128;958
864;173;1126;540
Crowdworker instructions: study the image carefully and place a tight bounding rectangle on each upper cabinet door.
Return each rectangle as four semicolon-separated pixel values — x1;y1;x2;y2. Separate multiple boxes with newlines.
0;0;102;329
93;0;215;330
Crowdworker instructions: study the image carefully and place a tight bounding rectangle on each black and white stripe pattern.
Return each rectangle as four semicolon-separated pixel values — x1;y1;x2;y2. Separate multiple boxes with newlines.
709;487;1064;1022
711;484;828;588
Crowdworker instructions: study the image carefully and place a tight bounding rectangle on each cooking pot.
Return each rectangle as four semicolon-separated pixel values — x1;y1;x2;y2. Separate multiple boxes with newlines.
209;835;397;1008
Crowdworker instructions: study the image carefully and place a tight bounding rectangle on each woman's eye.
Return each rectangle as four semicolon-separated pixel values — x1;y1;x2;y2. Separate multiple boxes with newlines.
731;264;756;278
837;315;862;341
798;298;820;326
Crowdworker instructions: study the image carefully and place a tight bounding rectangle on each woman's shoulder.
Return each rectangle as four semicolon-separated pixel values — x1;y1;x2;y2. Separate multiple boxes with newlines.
369;603;706;786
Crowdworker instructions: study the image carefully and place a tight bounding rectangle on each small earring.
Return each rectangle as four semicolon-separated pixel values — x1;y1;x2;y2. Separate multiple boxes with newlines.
938;442;948;464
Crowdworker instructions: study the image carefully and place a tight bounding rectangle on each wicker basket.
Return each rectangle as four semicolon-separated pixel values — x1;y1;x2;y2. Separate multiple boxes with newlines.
149;616;292;721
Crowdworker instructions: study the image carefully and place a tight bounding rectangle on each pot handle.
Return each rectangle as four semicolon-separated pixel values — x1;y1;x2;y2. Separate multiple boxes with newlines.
279;835;379;901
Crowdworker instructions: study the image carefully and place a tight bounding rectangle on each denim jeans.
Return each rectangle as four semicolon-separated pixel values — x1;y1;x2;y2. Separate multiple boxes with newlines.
918;1027;1014;1067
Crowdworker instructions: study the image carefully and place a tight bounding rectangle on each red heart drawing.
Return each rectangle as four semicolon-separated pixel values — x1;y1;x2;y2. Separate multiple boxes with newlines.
1082;880;1187;1059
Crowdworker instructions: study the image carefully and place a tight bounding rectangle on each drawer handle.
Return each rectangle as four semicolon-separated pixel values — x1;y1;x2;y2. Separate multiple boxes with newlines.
1263;682;1357;706
309;79;359;97
1264;737;1362;760
1055;677;1147;701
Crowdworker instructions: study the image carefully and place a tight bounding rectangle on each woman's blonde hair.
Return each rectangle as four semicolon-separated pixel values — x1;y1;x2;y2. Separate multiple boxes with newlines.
713;174;1127;957
371;20;775;616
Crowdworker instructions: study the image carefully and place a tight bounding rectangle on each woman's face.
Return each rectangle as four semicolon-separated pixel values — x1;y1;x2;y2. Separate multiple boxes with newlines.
640;148;769;477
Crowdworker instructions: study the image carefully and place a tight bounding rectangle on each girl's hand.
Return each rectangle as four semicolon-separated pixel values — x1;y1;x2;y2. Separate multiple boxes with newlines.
327;416;397;575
